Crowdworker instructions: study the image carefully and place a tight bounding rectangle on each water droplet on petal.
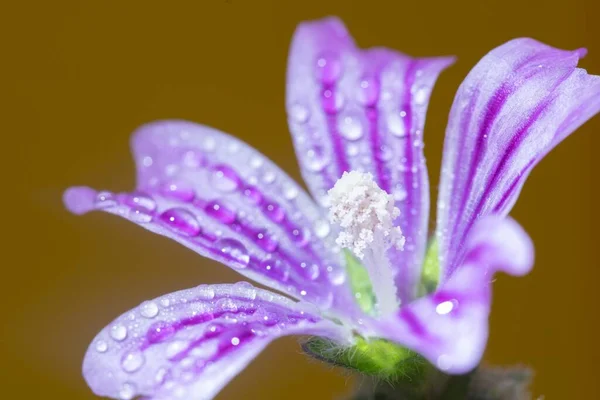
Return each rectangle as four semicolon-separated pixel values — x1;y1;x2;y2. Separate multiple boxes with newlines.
357;76;380;106
155;367;169;384
205;201;236;224
215;297;238;313
263;202;285;222
326;267;346;286
303;148;329;172
260;258;290;282
121;351;145;373
210;165;241;193
313;220;330;238
215;238;249;268
196;285;215;300
322;89;345;114
387;112;408;138
95;191;117;208
110;324;127;341
435;299;458;315
255;230;278;252
147;321;175;344
243;186;263;205
413;84;429;105
119;382;136;400
128;207;153;223
376;145;392;162
284;186;299;200
140;301;159;318
166;340;188;359
338;113;364;141
232;281;257;300
161;182;195;202
437;354;453;371
95;339;108;353
315;52;343;84
159;208;201;236
393;185;408;202
125;192;156;211
289;103;310;124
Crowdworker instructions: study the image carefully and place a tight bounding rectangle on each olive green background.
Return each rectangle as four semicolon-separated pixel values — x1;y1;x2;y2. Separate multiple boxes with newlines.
3;0;599;398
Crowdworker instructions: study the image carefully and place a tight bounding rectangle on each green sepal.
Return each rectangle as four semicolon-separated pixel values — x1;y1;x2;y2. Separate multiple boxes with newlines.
302;336;430;386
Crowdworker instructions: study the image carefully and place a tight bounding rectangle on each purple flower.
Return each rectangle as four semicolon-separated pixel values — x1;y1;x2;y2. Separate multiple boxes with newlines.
64;17;600;400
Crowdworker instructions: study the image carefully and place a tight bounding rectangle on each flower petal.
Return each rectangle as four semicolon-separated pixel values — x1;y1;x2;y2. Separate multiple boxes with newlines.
371;216;533;374
436;38;600;278
286;17;454;301
83;282;351;400
64;121;360;316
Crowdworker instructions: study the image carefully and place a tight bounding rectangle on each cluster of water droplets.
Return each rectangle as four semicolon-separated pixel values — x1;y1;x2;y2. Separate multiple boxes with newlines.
87;283;320;400
286;44;434;217
68;122;354;308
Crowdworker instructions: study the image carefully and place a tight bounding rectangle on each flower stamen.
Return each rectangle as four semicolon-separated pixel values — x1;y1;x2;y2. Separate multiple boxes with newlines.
328;171;405;315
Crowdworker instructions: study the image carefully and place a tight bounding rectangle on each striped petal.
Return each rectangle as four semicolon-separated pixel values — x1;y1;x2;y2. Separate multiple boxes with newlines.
372;216;534;374
436;38;600;278
286;17;454;302
83;282;351;400
64;121;360;316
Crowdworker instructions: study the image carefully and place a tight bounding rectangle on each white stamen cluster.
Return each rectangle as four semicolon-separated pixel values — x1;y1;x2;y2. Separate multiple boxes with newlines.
328;171;405;259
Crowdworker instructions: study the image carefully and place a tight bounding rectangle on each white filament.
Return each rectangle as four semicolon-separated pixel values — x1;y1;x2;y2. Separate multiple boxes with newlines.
328;171;405;315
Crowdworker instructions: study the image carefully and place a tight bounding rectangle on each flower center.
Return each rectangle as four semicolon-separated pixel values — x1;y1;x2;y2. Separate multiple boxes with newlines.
328;171;405;315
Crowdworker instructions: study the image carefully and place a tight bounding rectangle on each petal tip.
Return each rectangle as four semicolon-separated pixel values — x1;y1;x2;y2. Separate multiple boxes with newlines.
63;186;96;215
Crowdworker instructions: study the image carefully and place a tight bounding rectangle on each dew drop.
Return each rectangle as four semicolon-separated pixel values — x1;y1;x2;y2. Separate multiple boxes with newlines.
387;112;408;138
205;201;236;224
435;299;458;315
315;52;343;84
128;207;153;223
155;367;169;384
263;202;285;222
338;113;364;141
215;238;250;268
161;181;195;202
159;208;201;237
119;382;136;400
437;354;453;371
243;186;263;205
289;103;310;124
313;220;330;238
284;186;298;200
110;324;127;341
393;185;408;202
95;339;108;353
125;192;156;211
95;191;117;208
303;148;329;172
255;230;278;252
196;285;216;300
376;145;392;162
413;84;429;105
140;301;159;318
121;351;145;373
216;297;238;313
326;267;346;286
147;321;175;344
357;76;380;106
210;165;241;193
260;258;290;282
322;89;344;114
166;340;188;359
232;281;257;300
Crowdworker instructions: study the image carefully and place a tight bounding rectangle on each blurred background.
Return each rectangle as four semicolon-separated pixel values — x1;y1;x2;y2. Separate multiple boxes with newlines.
2;0;599;398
